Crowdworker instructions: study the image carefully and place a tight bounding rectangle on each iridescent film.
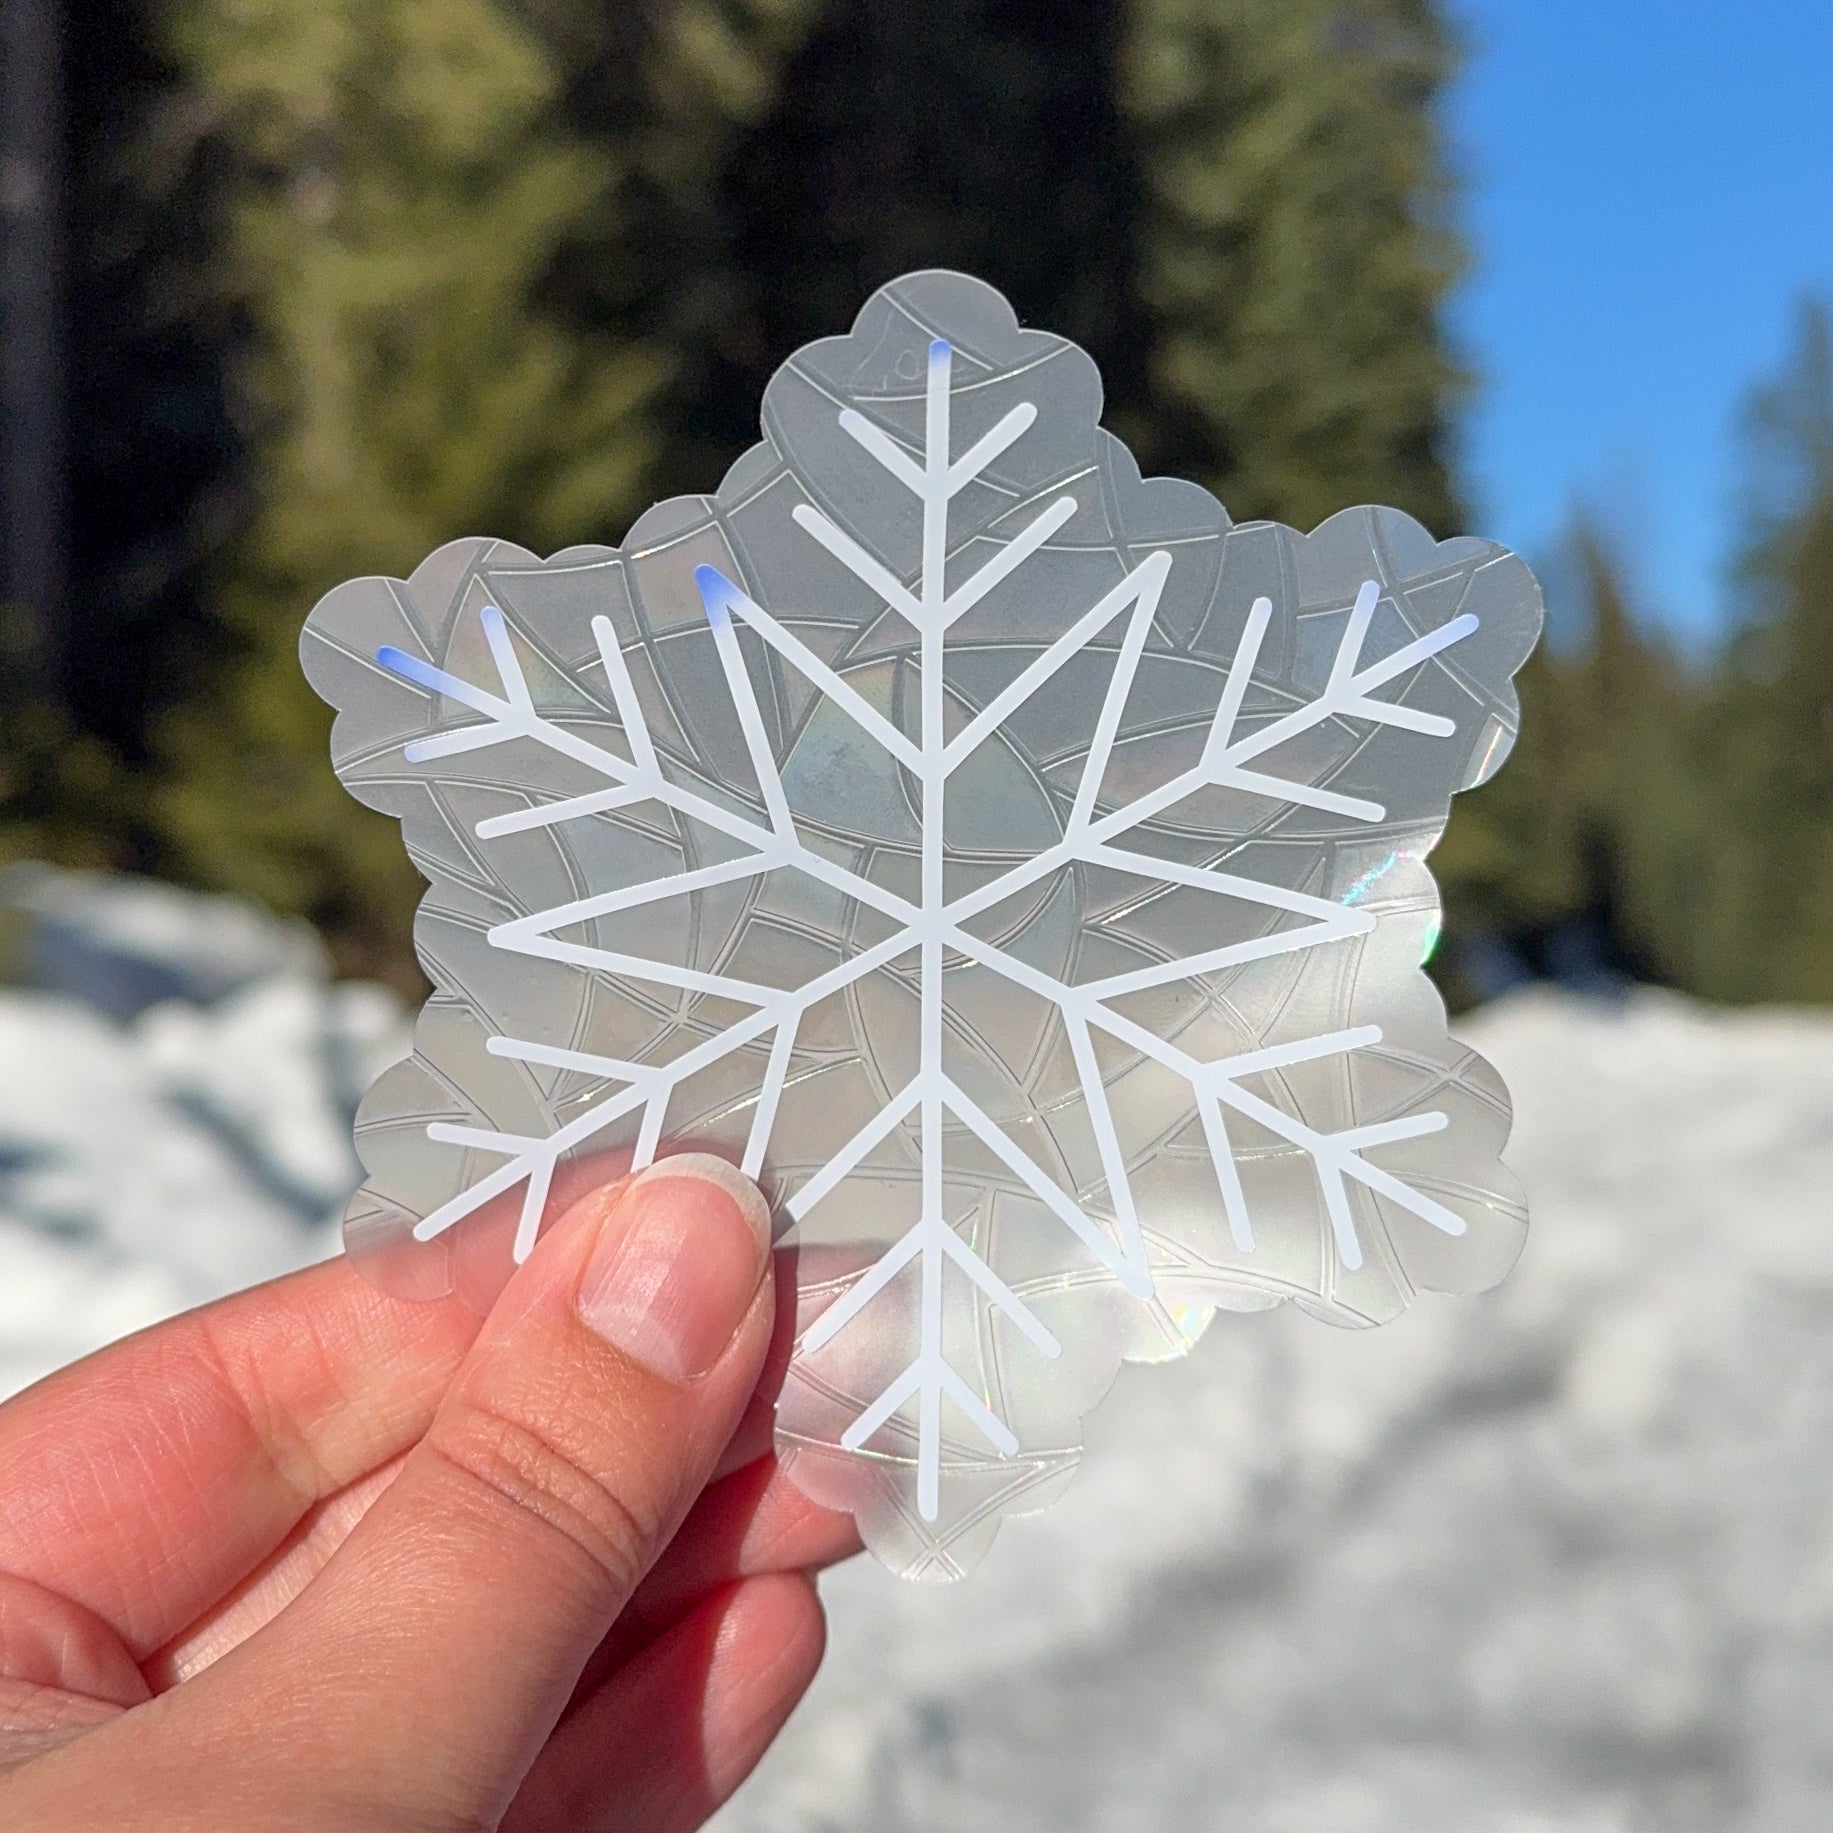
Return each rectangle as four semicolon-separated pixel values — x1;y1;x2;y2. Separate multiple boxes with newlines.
303;271;1544;1577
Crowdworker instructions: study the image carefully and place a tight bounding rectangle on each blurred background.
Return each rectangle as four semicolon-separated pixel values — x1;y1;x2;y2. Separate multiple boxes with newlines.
2;0;1831;1826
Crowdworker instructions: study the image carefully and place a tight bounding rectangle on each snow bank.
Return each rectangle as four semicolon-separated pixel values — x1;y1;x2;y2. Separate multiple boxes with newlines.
0;860;327;1021
1;869;1828;1829
0;867;408;1396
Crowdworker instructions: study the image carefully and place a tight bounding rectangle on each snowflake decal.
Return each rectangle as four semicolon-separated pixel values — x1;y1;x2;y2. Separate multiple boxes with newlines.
304;271;1542;1577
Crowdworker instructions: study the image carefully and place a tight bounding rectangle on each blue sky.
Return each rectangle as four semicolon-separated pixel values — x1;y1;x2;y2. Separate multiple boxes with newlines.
1447;0;1833;638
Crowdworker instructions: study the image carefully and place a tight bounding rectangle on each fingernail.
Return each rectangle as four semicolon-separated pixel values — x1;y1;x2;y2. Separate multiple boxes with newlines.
576;1155;772;1382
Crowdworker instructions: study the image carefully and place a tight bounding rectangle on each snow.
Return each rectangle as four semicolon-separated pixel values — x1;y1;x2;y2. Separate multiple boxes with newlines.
0;867;408;1397
0;860;327;1020
2;868;1829;1828
715;988;1833;1832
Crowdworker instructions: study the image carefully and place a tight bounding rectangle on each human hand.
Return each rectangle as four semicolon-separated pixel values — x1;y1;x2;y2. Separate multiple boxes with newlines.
0;1155;858;1829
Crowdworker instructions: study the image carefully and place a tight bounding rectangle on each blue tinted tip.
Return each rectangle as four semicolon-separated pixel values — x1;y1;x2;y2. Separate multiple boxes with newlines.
694;563;730;625
377;645;445;693
928;338;951;365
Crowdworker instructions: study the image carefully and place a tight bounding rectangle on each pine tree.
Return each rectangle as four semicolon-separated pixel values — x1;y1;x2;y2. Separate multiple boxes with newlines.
154;0;663;973
513;0;827;502
1;0;244;875
1120;0;1465;534
1710;298;1833;999
650;0;1465;540
1568;526;1715;991
65;0;247;773
1432;518;1708;1002
1428;629;1584;999
663;0;1141;491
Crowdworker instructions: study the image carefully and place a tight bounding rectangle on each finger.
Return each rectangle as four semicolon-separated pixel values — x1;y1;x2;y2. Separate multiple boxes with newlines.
707;1243;803;1484
149;1256;803;1689
0;1576;146;1774
0;1256;481;1660
143;1456;406;1688
710;1386;778;1483
567;1453;859;1709
198;1154;776;1828
505;1573;825;1833
154;1441;856;1700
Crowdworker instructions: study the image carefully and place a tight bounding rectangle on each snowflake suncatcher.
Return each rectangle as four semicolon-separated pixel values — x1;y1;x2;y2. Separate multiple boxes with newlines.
303;270;1543;1578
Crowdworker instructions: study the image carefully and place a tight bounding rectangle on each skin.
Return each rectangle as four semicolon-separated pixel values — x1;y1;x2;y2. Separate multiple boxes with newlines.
0;1166;860;1830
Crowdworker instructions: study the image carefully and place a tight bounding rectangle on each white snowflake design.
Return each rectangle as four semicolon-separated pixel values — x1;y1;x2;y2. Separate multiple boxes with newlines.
306;271;1540;1576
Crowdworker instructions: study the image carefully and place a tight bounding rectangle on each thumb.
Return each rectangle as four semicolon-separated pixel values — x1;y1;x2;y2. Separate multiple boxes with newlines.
205;1154;776;1828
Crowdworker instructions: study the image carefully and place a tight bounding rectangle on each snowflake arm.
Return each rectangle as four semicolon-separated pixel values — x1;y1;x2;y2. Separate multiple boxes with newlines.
944;581;1482;942
400;922;919;1250
374;597;938;1249
941;550;1172;773
693;565;922;774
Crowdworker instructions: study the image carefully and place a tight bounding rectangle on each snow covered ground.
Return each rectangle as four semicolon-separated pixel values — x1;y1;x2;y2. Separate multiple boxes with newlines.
722;991;1833;1833
0;864;407;1396
3;867;1830;1830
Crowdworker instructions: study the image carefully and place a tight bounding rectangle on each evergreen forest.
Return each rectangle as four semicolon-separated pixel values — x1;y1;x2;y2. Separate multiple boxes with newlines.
2;0;1829;1007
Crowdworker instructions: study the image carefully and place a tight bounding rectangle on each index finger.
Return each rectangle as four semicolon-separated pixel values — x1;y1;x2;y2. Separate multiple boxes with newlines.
0;1255;481;1659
